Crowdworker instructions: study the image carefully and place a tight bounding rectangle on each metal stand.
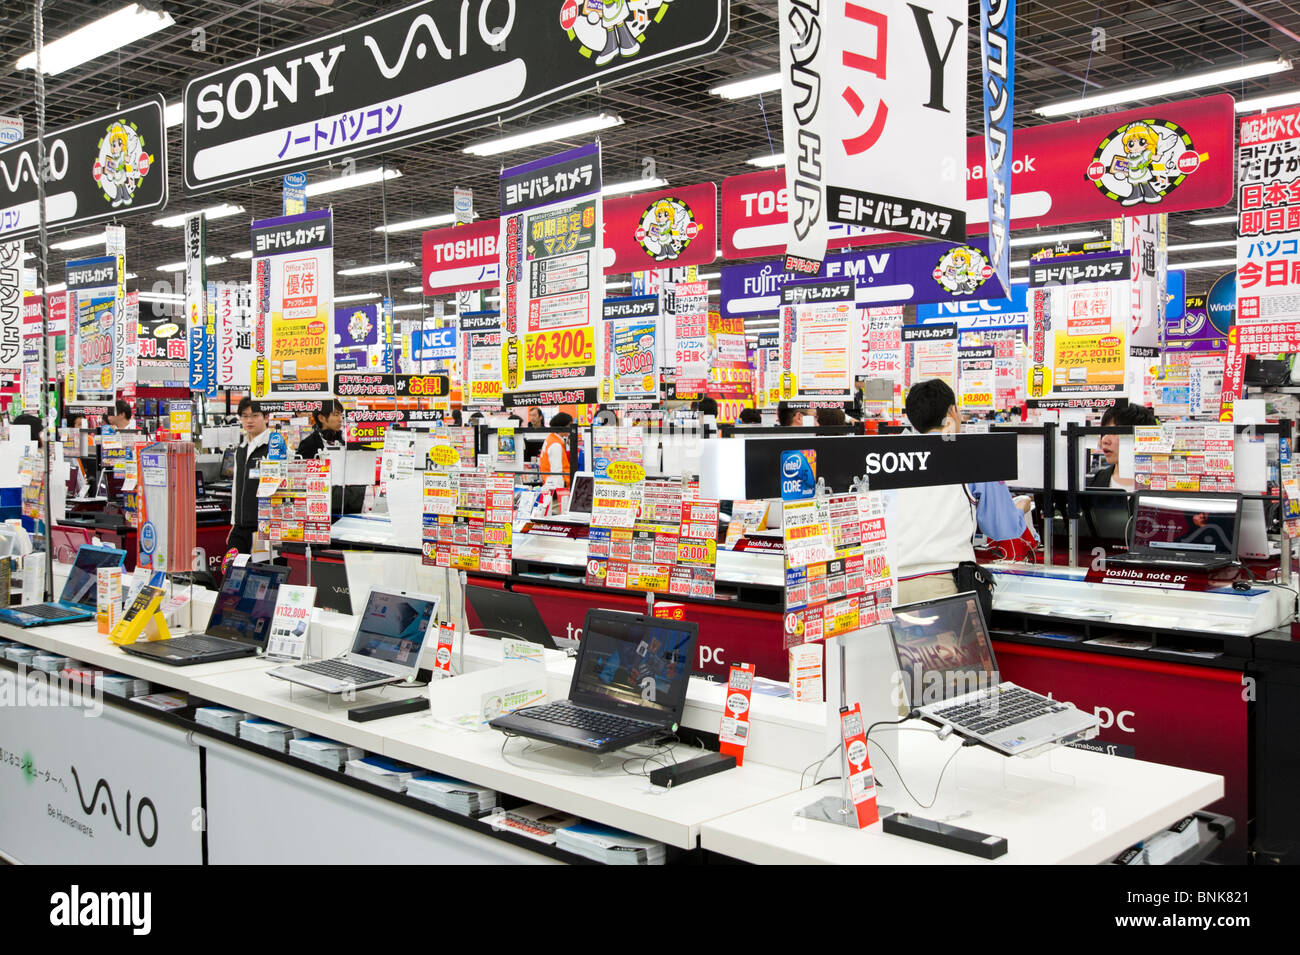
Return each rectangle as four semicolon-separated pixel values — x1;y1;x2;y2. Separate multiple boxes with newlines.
796;636;857;827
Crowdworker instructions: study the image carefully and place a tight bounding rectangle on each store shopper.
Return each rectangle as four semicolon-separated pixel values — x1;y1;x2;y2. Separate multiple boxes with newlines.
1089;402;1159;489
527;406;545;428
778;402;806;427
104;398;133;430
295;399;345;461
12;413;43;448
228;397;271;554
816;406;847;427
737;407;763;425
540;412;573;488
891;379;1034;613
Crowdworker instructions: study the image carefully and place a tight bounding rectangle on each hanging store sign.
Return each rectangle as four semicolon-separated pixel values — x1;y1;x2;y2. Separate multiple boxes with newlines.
422;218;499;296
0;96;167;243
66;256;119;404
182;1;729;192
602;181;717;274
721;95;1235;259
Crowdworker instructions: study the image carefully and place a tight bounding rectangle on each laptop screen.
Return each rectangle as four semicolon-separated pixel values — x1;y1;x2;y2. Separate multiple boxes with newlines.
568;474;594;514
61;546;126;607
889;593;998;708
1132;492;1240;556
206;564;289;645
571;610;698;722
351;591;438;668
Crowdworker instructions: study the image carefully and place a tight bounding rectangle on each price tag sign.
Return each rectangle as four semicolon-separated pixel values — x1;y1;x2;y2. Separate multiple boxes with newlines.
719;662;756;766
266;585;316;661
433;623;455;675
839;702;880;829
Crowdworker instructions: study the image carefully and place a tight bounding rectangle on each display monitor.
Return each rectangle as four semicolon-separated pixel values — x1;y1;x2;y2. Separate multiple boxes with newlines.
1130;491;1241;557
570;609;697;722
350;590;438;667
889;593;998;708
205;563;290;645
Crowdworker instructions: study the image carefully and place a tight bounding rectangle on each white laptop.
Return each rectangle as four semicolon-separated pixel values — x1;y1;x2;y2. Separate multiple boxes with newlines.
268;589;440;693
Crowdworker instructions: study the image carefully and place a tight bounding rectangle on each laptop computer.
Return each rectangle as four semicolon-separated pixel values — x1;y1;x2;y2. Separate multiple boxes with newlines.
465;585;560;650
311;557;353;615
566;472;594;515
121;563;290;665
0;544;127;627
890;592;1098;757
1107;490;1242;570
490;609;698;754
268;589;439;693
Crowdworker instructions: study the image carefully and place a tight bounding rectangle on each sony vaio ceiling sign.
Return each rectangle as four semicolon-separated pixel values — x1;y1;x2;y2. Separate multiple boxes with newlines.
183;0;730;193
0;97;167;243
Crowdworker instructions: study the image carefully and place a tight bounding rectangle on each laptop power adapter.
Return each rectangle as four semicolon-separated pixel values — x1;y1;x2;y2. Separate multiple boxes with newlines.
347;697;429;722
882;812;1008;859
649;752;736;788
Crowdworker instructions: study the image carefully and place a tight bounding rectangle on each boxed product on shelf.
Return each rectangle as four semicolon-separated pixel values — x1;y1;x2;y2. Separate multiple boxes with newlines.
288;736;365;771
60;665;98;686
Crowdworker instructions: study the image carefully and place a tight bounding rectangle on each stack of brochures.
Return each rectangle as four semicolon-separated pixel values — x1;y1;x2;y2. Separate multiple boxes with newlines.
32;653;72;673
481;804;579;845
131;691;188;711
405;773;499;816
95;673;150;699
288;736;364;771
237;717;302;752
60;665;98;686
555;823;667;865
4;646;37;664
344;755;421;792
195;706;249;735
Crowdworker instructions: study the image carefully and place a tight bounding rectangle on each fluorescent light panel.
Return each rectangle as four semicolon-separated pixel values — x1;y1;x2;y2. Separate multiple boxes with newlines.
51;233;108;251
335;293;380;303
16;4;174;75
155;256;227;272
463;114;623;157
394;304;424;313
1237;89;1300;112
1009;230;1102;248
229;250;253;260
1190;215;1236;226
602;178;667;197
1170;257;1238;269
152;203;244;228
746;154;784;168
1168;240;1235;252
305;166;401;197
1037;58;1292;117
375;213;456;234
337;261;415;277
165;101;183;128
710;73;781;99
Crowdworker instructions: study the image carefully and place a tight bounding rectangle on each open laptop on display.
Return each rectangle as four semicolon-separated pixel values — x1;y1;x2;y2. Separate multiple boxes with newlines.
465;585;560;650
1107;490;1242;570
891;592;1098;757
490;609;698;754
566;473;594;516
0;545;127;627
312;557;353;615
121;564;289;665
268;589;439;693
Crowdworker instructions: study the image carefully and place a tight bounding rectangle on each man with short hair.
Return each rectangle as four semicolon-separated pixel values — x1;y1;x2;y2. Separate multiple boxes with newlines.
228;396;271;553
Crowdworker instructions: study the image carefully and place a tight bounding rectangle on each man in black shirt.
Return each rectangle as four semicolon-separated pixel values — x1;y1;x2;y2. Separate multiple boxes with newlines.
229;396;272;553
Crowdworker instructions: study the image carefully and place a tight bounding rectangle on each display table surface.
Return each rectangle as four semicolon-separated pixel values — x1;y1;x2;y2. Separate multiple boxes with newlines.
701;731;1223;865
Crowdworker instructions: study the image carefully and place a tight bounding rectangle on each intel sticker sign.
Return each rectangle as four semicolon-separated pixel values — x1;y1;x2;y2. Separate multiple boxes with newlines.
780;449;817;502
139;521;157;557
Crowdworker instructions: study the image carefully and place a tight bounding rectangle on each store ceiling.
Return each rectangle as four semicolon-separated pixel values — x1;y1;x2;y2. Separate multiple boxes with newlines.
1;0;1298;307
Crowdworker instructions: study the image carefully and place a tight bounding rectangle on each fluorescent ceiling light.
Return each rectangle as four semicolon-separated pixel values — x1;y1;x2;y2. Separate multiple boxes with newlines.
711;73;781;100
1037;57;1292;117
463;113;623;157
1168;239;1235;252
1190;215;1236;226
698;272;721;280
1169;257;1238;270
335;293;380;304
1010;260;1030;269
229;250;253;260
402;286;425;294
155;256;227;272
16;4;174;75
165;101;183;128
708;289;721;295
305;166;402;197
152;203;244;228
138;292;183;303
746;154;783;168
1009;230;1102;248
375;213;456;234
1237;89;1300;112
338;260;415;277
605;281;631;290
603;178;667;197
42;283;66;294
394;304;424;313
51;233;108;251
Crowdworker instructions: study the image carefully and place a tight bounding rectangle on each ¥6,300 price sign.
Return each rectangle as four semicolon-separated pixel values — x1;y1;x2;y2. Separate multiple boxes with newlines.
524;327;593;374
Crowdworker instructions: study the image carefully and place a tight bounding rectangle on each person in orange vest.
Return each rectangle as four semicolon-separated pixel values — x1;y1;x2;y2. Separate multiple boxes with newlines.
540;412;573;488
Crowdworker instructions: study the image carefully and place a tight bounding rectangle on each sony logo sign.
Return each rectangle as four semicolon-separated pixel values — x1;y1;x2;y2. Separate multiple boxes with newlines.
863;450;931;475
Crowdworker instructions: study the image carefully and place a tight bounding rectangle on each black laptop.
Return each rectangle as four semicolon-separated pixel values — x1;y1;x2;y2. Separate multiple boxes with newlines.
121;563;290;665
465;585;560;650
1107;490;1243;571
490;609;698;754
311;557;353;615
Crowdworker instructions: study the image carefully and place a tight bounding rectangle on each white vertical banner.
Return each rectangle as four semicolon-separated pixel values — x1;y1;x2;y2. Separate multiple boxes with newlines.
0;241;21;374
824;1;968;244
105;225;127;393
216;281;256;388
779;0;830;275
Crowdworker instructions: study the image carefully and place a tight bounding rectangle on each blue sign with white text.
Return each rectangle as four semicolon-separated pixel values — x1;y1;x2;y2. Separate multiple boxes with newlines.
409;327;458;362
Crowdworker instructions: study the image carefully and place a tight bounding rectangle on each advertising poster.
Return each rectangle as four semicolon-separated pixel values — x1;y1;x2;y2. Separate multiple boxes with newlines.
184;214;212;395
958;347;996;411
65;256;119;404
214;281;255;387
779;280;856;401
333;302;379;373
250;209;333;399
902;323;957;393
1165;293;1231;353
498;144;604;407
670;280;709;391
422;218;500;296
603;182;717;274
461;312;503;407
1236;105;1300;354
602;297;658;403
721;95;1235;259
778;0;830;273
1051;282;1126;394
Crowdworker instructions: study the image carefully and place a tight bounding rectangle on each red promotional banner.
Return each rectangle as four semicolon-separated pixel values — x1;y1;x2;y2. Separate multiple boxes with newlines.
422;218;500;295
722;95;1235;259
603;182;717;274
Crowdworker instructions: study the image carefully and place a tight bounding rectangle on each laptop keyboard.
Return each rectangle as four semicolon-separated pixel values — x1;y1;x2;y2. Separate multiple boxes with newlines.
16;604;83;620
931;686;1070;736
156;635;238;654
296;659;392;684
518;701;652;738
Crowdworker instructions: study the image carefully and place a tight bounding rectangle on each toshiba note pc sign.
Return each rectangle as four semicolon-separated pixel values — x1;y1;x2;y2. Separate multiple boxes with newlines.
183;1;729;192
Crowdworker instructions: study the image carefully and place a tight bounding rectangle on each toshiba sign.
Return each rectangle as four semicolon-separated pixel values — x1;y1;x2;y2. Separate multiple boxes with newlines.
422;218;500;295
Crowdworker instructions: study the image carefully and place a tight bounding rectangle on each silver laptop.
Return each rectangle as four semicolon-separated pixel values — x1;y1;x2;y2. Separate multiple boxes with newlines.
890;592;1098;757
1107;490;1242;571
268;589;439;693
